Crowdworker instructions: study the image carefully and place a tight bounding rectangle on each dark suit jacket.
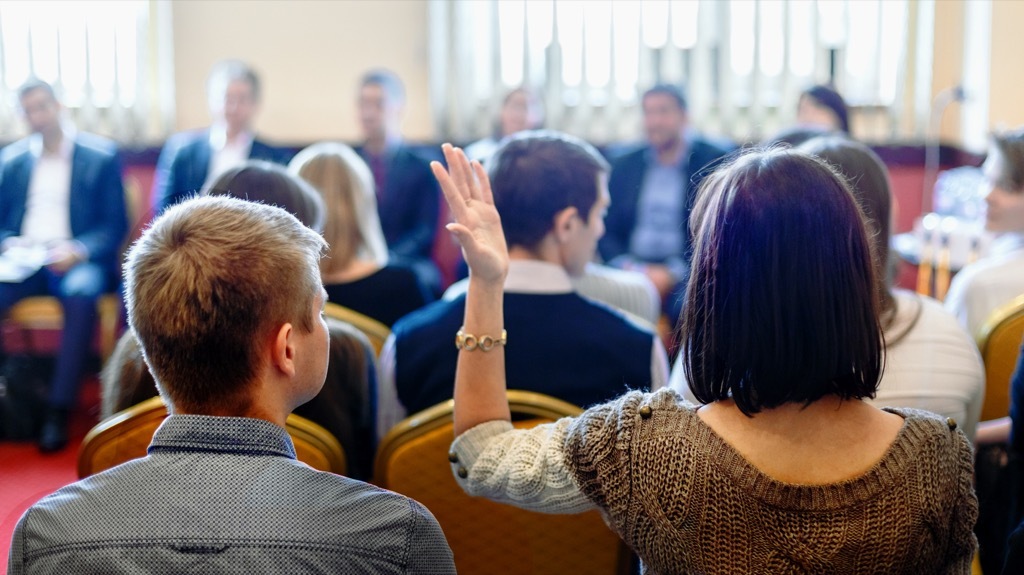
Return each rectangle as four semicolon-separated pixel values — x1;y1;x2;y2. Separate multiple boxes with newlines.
0;133;128;276
151;130;289;213
355;144;439;260
599;137;733;265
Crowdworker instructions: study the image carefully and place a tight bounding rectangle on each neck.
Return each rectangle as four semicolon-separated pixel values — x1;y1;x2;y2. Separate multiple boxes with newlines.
655;138;684;166
40;127;64;153
364;135;389;156
225;125;248;143
508;242;557;266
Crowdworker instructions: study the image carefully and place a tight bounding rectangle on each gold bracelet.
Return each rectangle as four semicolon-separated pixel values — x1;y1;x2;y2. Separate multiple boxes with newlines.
455;327;507;351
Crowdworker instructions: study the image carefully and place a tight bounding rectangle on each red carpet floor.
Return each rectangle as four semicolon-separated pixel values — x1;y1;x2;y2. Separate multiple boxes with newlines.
0;379;99;572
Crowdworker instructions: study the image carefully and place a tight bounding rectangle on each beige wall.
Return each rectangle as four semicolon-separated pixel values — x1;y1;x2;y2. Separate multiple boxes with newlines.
170;0;433;144
988;0;1024;133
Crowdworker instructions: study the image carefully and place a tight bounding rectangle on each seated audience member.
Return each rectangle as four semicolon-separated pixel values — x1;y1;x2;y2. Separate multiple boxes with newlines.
355;69;441;294
945;128;1024;337
797;137;984;439
206;160;325;232
99;322;379;480
8;196;454;573
796;84;851;134
672;137;986;439
995;343;1024;575
289;142;432;327
435;144;977;573
152;59;289;213
464;87;544;163
378;133;669;439
600;84;732;320
0;79;128;452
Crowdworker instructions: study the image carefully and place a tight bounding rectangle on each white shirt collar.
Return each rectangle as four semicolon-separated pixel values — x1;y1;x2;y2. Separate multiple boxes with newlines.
208;123;254;152
504;260;574;294
989;233;1024;257
28;123;76;160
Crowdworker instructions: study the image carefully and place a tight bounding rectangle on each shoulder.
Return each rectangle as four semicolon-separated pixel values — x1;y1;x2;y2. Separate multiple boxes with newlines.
73;133;119;161
0;138;31;167
883;406;974;457
391;297;463;339
609;145;649;170
566;292;657;337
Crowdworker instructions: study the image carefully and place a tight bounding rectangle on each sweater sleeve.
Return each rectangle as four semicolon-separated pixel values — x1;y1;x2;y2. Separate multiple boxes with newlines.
561;390;648;519
450;419;596;514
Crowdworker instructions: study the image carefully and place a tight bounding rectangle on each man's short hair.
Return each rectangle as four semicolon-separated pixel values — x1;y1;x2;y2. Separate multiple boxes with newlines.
990;127;1024;193
17;78;57;102
681;148;882;416
207;59;261;104
488;130;610;250
207;161;326;233
124;196;327;414
359;69;405;106
642;84;688;111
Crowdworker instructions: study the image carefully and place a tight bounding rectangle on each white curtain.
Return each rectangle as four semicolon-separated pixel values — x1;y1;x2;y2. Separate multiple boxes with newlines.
0;0;173;144
429;0;913;145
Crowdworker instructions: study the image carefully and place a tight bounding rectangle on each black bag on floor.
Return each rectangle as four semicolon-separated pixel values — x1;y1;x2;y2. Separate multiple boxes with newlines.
0;354;53;440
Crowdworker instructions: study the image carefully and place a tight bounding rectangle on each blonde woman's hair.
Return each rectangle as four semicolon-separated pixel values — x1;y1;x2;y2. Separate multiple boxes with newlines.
289;142;389;275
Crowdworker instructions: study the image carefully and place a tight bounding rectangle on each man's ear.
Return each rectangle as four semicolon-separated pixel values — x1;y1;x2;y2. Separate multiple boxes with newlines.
553;206;579;243
271;322;296;378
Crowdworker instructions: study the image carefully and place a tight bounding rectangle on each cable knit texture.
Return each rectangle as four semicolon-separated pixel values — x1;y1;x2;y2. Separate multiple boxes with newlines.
561;389;978;574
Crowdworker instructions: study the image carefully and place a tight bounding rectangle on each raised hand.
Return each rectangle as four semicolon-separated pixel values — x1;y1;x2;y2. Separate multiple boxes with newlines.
431;144;509;285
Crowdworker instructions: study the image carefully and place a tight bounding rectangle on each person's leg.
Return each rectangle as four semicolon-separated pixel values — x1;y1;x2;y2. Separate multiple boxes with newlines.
38;263;106;452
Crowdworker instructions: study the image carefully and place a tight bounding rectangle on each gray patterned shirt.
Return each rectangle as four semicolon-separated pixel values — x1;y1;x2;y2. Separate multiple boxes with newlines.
8;414;455;574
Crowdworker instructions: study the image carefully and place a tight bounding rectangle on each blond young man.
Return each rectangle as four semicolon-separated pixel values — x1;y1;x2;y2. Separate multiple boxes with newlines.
8;196;454;574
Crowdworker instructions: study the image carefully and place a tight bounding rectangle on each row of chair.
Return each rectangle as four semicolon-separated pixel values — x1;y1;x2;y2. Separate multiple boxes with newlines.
77;389;633;575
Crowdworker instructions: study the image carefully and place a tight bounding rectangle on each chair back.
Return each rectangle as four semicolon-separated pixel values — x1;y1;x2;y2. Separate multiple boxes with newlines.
324;302;390;356
78;396;346;478
976;294;1024;421
7;294;122;360
374;390;631;575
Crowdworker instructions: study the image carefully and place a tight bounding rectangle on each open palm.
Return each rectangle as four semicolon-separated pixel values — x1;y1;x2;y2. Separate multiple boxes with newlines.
431;144;509;284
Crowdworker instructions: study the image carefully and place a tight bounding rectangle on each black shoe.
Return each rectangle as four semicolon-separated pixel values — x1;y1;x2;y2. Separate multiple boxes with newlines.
38;411;69;453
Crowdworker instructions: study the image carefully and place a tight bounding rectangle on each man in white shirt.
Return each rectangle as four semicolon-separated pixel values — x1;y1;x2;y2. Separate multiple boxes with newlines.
0;79;128;451
152;60;288;213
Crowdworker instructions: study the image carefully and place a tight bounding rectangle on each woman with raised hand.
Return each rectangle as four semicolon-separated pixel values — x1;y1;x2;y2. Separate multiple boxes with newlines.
432;143;977;574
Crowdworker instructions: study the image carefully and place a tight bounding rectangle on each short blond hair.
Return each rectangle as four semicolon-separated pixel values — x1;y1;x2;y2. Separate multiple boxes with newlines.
124;196;327;413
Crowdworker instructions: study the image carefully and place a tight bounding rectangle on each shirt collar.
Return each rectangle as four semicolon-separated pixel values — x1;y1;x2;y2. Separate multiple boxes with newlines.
644;132;691;168
504;260;574;294
28;123;76;160
989;233;1024;256
149;414;297;459
209;123;254;152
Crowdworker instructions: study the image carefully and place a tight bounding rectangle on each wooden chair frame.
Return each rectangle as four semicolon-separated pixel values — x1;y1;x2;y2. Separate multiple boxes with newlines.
78;396;346;478
976;294;1024;422
324;302;390;357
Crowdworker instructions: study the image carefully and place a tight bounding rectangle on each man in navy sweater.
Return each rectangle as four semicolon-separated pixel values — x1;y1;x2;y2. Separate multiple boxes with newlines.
377;131;668;438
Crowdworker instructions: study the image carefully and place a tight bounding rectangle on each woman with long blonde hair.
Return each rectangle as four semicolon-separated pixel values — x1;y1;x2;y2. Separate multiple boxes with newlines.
290;142;431;326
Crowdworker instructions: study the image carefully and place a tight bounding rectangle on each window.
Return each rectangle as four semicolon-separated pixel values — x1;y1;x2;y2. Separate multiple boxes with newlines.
0;0;163;143
430;0;912;144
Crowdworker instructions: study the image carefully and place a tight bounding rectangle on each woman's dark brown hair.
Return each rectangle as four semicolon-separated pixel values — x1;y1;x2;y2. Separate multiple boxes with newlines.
681;148;883;416
989;128;1024;192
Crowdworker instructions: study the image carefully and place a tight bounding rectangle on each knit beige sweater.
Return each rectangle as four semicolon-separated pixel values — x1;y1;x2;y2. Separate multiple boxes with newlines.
451;388;978;574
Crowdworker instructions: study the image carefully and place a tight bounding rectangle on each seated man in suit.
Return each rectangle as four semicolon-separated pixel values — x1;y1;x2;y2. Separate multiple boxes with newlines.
0;79;128;452
377;132;669;439
8;196;455;573
600;84;732;321
152;59;288;213
355;69;441;294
